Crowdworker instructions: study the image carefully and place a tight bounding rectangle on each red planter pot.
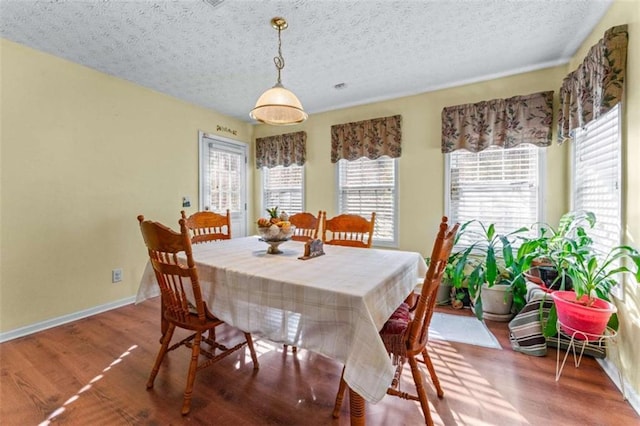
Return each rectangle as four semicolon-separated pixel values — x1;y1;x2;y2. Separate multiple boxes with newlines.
551;290;617;340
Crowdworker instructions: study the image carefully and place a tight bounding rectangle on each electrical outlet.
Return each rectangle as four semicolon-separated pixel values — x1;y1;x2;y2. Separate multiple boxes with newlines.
182;196;191;208
112;268;123;283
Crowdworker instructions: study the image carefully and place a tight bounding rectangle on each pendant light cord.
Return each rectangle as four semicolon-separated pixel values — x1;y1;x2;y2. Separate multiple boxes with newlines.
273;26;284;86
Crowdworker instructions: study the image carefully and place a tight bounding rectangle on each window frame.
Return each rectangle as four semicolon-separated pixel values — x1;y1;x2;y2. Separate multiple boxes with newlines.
336;156;399;248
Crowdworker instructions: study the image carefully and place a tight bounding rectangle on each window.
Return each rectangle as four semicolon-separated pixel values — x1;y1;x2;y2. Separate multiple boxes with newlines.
572;104;621;257
337;156;397;246
446;145;543;246
262;164;304;216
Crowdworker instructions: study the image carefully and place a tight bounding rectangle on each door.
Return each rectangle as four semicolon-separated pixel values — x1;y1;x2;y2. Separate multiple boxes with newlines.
199;131;248;237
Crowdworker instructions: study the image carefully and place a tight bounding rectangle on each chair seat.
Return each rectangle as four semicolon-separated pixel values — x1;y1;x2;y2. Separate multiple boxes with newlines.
165;309;224;332
380;302;412;359
380;302;411;336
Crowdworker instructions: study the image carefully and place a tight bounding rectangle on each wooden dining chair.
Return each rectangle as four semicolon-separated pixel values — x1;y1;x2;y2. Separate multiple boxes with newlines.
137;215;259;415
288;210;322;242
181;209;231;243
322;212;376;248
332;216;459;425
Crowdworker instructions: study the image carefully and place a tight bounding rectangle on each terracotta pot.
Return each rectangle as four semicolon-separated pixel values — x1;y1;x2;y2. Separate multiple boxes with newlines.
525;260;573;291
551;290;617;340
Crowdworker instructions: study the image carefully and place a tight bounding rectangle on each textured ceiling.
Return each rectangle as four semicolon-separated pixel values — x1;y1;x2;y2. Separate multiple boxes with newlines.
0;0;613;123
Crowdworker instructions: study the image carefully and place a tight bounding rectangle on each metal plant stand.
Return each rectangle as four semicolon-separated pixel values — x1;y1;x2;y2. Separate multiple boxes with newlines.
554;320;624;399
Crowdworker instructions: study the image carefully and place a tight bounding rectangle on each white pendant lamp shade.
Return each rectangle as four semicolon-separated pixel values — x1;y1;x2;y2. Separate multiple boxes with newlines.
250;84;308;125
250;17;307;126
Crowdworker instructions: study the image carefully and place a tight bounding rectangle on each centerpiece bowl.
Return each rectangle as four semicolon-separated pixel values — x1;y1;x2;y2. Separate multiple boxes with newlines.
257;224;296;254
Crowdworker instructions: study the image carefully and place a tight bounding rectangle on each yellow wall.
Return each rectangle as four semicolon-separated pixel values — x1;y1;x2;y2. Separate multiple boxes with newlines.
0;39;253;331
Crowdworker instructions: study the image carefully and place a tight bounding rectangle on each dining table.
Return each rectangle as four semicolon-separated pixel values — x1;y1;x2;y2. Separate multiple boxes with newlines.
136;236;427;424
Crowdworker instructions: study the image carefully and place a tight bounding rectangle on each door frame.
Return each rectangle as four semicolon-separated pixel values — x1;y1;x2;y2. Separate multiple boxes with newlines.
198;131;248;237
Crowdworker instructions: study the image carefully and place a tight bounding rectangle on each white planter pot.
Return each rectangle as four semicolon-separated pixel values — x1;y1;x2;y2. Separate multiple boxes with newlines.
480;283;513;321
436;283;452;305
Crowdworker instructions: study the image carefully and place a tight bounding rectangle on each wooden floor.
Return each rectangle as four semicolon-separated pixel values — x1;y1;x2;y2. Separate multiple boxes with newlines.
1;298;637;425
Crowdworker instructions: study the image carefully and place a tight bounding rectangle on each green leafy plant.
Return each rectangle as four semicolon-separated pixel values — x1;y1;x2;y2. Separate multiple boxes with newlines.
504;248;530;314
443;220;476;289
428;221;473;306
518;210;596;290
540;245;639;337
526;212;640;337
452;221;528;320
564;245;640;305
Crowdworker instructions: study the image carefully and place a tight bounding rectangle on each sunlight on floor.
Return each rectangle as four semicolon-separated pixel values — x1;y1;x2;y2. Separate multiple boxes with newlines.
424;340;531;425
232;335;531;424
234;337;293;369
38;345;138;426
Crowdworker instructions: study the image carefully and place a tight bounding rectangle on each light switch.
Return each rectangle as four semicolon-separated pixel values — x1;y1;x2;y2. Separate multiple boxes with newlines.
112;268;123;283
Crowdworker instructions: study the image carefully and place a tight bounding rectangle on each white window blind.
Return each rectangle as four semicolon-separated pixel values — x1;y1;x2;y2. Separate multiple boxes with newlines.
572;104;621;257
206;147;243;212
262;165;304;215
337;157;397;246
446;145;542;246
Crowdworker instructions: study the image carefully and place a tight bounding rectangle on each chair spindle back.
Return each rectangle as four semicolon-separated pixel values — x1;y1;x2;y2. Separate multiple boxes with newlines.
322;212;376;248
138;216;206;324
407;216;459;354
289;210;322;242
181;210;231;243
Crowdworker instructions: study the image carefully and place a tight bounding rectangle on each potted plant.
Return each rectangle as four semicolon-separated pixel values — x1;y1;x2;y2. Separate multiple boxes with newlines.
551;244;640;338
439;220;475;306
426;255;453;305
453;221;528;321
425;220;480;308
520;210;596;291
505;247;530;315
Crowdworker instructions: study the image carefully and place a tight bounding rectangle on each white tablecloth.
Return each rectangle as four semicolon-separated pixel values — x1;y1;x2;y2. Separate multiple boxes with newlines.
136;236;427;403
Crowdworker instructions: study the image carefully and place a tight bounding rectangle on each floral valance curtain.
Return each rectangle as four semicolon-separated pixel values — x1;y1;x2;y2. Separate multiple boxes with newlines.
330;115;402;163
255;131;306;169
557;25;628;144
441;91;553;153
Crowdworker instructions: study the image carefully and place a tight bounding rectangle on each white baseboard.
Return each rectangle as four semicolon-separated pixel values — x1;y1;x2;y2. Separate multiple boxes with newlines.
0;296;136;343
597;357;640;416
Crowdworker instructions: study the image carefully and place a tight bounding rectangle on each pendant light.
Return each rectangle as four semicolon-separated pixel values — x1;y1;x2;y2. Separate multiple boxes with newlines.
250;17;308;125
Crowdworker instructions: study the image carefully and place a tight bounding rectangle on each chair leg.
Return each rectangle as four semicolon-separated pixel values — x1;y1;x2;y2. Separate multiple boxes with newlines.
332;367;347;418
349;388;366;426
409;356;434;426
147;323;176;389
181;331;203;415
283;344;298;353
244;333;260;370
422;349;444;398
